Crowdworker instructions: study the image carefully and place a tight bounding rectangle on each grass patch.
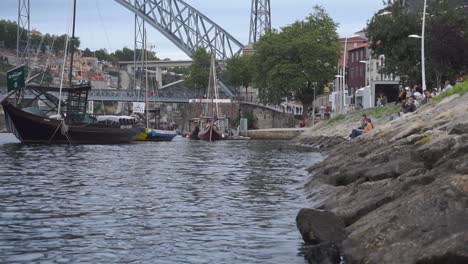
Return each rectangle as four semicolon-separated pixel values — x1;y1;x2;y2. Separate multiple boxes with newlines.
327;114;347;125
431;80;468;103
415;136;431;145
364;104;400;119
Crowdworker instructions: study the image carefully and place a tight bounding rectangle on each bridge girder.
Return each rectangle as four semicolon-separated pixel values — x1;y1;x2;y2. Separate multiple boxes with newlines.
249;0;271;44
114;0;244;60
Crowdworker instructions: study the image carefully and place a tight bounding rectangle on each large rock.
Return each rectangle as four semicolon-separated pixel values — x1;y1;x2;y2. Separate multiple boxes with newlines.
296;208;345;244
343;175;468;264
298;93;468;263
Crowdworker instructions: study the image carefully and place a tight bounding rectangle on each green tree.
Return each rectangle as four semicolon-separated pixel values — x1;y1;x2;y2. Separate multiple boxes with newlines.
83;48;93;57
251;6;340;110
367;2;421;85
186;47;211;92
0;20;19;49
113;47;134;61
223;54;253;95
367;0;468;87
426;0;468;85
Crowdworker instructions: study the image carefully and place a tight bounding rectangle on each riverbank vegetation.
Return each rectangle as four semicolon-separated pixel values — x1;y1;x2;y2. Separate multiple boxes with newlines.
222;6;340;110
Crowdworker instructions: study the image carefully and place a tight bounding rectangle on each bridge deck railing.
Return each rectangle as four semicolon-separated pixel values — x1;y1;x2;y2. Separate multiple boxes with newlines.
1;87;297;115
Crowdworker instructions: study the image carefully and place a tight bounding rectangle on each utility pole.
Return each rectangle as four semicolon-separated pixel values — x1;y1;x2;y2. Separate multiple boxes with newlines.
249;0;271;44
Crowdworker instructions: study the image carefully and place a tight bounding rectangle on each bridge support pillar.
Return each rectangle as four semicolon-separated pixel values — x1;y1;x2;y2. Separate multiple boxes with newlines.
156;67;162;89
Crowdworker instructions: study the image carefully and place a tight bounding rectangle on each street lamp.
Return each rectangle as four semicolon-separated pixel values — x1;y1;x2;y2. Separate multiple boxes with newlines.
311;83;317;126
341;35;359;114
360;60;373;108
359;60;371;88
334;75;343;114
409;0;427;91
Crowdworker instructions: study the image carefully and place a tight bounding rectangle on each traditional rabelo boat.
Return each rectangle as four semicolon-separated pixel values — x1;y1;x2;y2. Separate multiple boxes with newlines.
197;54;226;142
1;85;139;144
1;0;139;144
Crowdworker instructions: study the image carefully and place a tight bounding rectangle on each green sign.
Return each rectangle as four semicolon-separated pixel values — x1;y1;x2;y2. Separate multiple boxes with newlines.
7;65;25;92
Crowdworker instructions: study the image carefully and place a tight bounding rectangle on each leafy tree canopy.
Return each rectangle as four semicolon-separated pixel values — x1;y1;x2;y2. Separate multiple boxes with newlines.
367;0;468;86
251;6;340;107
222;54;253;94
186;47;211;92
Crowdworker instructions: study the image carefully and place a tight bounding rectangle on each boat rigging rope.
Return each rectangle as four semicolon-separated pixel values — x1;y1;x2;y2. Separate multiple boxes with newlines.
48;120;71;144
57;0;74;116
39;36;56;85
95;0;114;116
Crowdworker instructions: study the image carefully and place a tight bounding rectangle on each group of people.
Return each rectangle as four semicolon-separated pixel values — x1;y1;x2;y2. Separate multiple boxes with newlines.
347;114;374;140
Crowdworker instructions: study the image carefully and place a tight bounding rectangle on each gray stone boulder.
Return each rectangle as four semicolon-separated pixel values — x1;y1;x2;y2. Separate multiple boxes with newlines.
296;208;345;244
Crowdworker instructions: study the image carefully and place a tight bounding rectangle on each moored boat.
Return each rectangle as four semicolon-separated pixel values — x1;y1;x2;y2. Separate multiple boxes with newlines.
198;120;223;141
135;127;177;142
196;54;227;142
1;85;139;144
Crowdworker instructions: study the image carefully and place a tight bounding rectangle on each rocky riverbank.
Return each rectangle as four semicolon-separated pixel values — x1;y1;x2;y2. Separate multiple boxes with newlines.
296;92;468;263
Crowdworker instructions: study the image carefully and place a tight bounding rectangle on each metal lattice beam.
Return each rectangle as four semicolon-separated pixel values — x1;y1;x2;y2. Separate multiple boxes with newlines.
115;0;244;60
249;0;271;44
16;0;30;67
133;0;145;90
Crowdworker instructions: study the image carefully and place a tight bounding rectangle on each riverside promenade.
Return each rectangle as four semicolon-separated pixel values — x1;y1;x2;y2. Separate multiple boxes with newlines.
240;128;308;140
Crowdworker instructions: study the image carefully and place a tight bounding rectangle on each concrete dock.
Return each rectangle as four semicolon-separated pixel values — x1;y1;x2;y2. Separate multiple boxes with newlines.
239;128;307;140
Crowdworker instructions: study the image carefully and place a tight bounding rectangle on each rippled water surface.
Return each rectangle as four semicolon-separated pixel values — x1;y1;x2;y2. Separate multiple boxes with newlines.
0;133;322;263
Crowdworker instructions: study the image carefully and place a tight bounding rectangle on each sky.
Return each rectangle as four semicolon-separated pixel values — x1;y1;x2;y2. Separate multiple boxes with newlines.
0;0;386;60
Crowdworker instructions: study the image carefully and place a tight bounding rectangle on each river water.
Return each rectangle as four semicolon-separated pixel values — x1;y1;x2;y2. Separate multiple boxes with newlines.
0;133;322;263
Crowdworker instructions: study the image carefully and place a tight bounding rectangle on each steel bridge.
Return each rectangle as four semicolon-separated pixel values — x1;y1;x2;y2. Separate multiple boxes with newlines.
0;87;291;114
114;0;245;60
113;0;271;59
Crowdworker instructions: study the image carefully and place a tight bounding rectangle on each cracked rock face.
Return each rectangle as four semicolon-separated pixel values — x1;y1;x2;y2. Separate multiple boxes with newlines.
298;93;468;264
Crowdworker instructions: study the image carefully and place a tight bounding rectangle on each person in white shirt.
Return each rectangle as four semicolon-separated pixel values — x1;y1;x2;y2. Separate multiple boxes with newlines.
443;80;453;91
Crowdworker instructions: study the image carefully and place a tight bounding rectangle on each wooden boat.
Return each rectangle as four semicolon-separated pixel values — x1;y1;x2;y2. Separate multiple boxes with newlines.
198;120;223;141
1;85;139;144
196;54;226;142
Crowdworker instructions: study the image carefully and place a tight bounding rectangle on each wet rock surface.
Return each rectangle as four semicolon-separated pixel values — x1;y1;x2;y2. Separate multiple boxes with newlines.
298;94;468;264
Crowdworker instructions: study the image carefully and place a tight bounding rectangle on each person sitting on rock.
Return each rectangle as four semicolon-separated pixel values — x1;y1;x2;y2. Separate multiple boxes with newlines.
389;112;401;121
421;90;432;104
402;98;417;113
358;114;367;129
348;117;373;139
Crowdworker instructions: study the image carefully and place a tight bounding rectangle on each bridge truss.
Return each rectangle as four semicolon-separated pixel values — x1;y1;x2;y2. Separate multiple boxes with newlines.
114;0;244;60
16;0;31;67
249;0;271;44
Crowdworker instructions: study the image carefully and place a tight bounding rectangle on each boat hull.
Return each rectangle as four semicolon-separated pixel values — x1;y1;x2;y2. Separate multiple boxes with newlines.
198;124;223;141
135;128;177;142
2;101;139;144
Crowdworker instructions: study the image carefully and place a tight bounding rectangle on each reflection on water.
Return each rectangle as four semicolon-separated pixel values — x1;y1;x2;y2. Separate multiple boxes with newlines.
0;133;322;263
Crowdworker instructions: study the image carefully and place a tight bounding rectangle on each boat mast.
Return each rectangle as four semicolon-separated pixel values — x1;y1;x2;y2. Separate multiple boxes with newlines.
68;0;77;87
212;54;220;118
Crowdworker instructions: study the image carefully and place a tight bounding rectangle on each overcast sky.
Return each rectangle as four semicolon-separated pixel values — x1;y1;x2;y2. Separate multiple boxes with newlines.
0;0;385;59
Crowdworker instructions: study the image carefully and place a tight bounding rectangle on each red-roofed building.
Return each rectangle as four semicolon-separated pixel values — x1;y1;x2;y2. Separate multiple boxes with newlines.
348;43;369;94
